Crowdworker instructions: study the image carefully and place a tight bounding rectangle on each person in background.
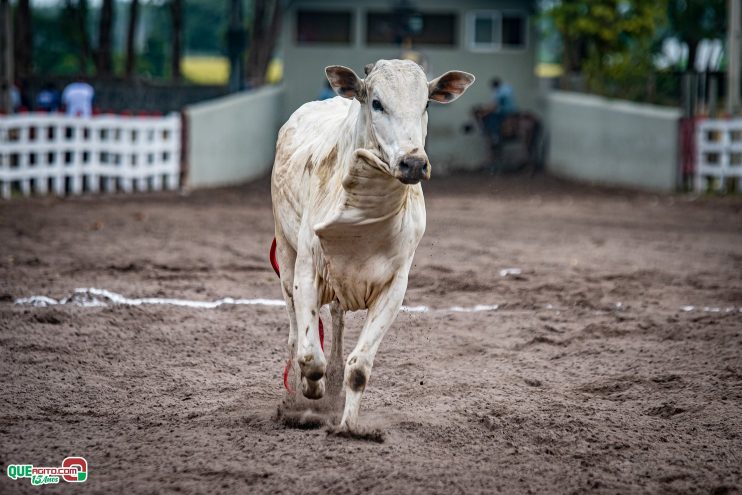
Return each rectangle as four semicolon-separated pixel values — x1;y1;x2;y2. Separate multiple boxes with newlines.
62;80;95;117
491;77;516;116
318;80;335;101
11;79;32;113
36;83;61;112
10;84;21;113
475;77;518;144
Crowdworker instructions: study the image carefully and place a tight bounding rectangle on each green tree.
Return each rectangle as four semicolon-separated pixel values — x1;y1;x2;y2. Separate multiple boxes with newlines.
184;0;227;54
667;0;725;71
546;0;666;94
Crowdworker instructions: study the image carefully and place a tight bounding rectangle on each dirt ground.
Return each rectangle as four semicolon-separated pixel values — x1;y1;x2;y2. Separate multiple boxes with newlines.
1;174;741;494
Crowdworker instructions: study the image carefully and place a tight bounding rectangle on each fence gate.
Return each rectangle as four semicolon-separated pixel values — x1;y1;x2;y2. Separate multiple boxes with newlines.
695;119;742;193
0;113;181;199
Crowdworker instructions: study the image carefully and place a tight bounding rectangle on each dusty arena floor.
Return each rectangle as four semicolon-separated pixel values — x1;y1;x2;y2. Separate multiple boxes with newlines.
1;174;741;494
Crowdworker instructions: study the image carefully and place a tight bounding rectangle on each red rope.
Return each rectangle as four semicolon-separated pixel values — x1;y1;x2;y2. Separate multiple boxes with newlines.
270;238;324;392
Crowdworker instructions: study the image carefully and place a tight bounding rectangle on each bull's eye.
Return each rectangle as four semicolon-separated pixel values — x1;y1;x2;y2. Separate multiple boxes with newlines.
372;99;384;112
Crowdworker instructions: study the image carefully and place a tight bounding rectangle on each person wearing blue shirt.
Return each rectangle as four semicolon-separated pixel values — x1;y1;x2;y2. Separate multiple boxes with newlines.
492;78;516;115
36;83;61;112
481;77;517;144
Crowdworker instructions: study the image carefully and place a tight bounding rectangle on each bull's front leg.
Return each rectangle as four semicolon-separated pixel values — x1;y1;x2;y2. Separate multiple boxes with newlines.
340;271;408;430
293;241;327;399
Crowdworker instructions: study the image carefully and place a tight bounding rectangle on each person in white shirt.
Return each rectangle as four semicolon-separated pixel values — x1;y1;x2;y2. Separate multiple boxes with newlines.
62;81;95;117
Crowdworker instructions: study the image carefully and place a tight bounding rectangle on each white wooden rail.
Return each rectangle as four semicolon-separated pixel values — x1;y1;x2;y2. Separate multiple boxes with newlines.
0;113;181;199
695;119;742;193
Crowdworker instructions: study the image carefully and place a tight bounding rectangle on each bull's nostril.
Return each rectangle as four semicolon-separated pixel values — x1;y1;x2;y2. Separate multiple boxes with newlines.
399;161;410;172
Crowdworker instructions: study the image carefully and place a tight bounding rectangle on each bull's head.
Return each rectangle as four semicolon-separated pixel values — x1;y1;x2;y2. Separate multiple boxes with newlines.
325;59;475;185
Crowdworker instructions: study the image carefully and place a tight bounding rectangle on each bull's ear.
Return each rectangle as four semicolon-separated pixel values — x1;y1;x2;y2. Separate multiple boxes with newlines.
325;65;366;101
428;71;475;103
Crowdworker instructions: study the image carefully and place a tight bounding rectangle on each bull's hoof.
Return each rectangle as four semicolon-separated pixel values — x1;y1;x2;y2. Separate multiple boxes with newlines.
302;376;326;400
298;353;327;382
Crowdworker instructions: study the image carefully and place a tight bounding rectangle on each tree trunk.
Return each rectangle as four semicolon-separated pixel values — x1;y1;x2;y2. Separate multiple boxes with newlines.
687;40;699;73
125;0;139;78
96;0;113;76
559;36;572;90
246;0;267;87
170;0;183;82
247;0;282;87
1;0;14;113
262;0;282;80
227;0;246;92
76;0;91;73
13;0;31;79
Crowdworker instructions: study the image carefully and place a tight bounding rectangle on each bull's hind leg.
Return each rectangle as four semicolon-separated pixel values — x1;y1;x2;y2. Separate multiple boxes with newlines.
275;233;301;392
339;272;408;430
325;301;345;397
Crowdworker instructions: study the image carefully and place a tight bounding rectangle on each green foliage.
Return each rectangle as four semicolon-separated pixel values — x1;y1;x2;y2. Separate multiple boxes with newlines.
184;0;228;54
545;0;668;101
27;0;252;79
32;5;91;75
666;0;725;70
581;39;657;101
667;0;725;45
138;3;172;78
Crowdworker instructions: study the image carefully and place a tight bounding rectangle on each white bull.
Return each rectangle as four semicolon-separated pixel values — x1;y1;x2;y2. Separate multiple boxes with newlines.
271;59;474;430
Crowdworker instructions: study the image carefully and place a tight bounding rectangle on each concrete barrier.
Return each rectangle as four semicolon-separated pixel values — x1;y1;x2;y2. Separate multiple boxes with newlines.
547;91;681;192
185;85;284;188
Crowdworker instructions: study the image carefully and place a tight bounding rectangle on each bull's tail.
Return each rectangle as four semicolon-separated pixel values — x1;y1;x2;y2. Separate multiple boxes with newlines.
270;238;325;392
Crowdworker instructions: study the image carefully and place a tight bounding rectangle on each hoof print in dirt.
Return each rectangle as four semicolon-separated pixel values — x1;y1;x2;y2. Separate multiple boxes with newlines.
325;424;386;443
276;395;339;430
277;409;329;430
644;403;686;418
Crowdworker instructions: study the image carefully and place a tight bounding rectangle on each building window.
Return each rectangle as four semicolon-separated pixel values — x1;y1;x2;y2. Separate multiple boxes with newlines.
366;12;457;46
467;11;527;51
296;10;353;45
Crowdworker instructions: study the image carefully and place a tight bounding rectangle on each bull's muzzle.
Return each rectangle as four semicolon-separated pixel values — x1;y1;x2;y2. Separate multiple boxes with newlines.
395;155;430;185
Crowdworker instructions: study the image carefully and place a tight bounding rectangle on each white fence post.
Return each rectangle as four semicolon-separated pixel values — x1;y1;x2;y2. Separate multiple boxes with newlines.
695;119;742;193
0;112;181;199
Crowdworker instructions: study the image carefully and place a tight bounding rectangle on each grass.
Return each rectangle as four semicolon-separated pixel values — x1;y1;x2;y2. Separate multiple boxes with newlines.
182;56;229;85
181;56;284;85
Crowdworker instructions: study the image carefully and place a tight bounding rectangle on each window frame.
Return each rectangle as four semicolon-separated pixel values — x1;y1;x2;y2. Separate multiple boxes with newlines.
466;9;528;53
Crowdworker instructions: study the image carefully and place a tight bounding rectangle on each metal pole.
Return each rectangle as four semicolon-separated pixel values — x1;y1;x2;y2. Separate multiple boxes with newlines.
1;0;14;113
727;0;741;115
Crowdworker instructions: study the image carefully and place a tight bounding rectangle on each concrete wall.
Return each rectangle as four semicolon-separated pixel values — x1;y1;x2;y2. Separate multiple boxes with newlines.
185;85;284;188
280;0;540;172
547;91;681;192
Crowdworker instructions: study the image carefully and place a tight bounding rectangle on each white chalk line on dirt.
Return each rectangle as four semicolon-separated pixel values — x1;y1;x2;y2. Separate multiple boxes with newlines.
13;288;500;314
12;289;741;315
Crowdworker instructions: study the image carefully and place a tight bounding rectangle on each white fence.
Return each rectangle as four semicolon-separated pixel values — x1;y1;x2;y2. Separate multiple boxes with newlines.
695;119;742;193
0;113;181;199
